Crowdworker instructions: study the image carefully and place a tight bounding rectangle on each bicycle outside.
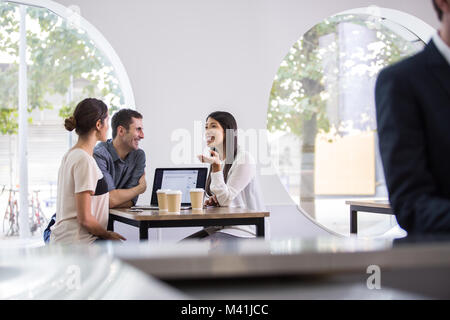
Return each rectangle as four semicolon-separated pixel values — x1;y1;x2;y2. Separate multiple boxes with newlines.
1;185;19;237
29;190;49;235
1;185;49;237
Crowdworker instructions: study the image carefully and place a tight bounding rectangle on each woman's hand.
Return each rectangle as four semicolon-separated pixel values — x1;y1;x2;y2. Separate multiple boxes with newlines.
198;150;222;172
105;231;127;241
198;150;220;165
204;195;219;207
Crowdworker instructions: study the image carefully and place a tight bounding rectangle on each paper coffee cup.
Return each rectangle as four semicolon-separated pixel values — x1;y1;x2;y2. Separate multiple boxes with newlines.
166;190;182;213
156;189;170;211
190;188;204;210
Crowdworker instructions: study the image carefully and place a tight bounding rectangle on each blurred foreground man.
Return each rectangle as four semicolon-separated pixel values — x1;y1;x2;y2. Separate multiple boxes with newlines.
375;0;450;234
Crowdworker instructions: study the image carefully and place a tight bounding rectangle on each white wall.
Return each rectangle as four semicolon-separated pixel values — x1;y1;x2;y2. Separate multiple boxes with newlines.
54;0;438;241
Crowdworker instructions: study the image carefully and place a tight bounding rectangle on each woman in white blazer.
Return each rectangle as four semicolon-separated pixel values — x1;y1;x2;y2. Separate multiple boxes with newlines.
185;111;265;241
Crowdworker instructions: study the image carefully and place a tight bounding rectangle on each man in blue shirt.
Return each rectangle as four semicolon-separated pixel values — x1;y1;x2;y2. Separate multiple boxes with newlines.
94;109;147;208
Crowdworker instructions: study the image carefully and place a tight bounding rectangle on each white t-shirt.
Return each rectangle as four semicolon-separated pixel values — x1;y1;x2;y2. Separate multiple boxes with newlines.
50;148;109;245
208;147;266;238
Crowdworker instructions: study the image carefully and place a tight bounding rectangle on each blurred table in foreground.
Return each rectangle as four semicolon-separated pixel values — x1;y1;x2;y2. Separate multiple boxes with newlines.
111;235;450;299
2;235;450;299
0;243;186;300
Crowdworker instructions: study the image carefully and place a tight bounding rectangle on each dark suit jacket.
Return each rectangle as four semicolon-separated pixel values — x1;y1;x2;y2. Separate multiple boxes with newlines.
375;40;450;234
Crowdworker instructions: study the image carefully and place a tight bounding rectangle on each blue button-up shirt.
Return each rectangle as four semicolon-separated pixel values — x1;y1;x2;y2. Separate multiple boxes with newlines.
93;139;146;206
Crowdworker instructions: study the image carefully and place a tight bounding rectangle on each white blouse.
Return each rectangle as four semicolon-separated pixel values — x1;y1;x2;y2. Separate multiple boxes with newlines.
208;147;266;238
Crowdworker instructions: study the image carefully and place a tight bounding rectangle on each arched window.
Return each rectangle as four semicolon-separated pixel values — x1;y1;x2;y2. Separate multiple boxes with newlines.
0;0;135;224
267;7;434;236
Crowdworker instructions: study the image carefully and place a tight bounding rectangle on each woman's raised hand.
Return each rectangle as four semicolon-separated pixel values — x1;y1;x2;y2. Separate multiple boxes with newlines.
197;150;220;165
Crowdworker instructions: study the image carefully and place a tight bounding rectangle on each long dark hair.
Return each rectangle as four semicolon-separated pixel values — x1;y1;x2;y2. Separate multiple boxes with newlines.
205;111;238;196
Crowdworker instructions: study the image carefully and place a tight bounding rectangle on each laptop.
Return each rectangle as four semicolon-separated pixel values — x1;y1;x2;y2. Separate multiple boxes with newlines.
133;167;208;210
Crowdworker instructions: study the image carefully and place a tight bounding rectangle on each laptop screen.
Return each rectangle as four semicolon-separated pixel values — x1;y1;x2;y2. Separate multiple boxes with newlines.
150;168;208;205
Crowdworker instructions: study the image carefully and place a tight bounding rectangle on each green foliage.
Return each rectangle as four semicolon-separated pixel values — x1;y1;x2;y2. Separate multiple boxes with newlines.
0;61;17;135
58;100;77;120
0;108;18;135
268;14;422;138
0;2;125;136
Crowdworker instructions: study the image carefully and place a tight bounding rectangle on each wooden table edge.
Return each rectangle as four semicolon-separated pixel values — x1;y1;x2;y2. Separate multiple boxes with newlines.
345;200;391;209
109;209;270;221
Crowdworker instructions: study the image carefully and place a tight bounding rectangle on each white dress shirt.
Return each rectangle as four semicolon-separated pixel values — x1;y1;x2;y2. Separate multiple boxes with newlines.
208;146;266;238
432;31;450;66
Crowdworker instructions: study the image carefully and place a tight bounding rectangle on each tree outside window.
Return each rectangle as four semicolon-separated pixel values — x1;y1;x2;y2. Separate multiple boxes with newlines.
0;2;127;226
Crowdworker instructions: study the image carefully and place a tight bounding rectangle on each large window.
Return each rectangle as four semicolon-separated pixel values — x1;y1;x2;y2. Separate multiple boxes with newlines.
268;9;431;236
0;0;134;235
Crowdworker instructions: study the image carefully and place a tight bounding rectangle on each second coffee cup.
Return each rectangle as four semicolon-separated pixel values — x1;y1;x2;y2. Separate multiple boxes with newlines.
156;189;170;211
166;190;182;214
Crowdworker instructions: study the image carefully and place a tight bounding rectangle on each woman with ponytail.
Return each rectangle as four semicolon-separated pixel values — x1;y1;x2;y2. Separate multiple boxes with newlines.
50;98;126;244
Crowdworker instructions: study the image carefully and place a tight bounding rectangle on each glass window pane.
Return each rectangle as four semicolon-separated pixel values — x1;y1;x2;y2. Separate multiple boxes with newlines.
0;1;129;235
268;13;425;236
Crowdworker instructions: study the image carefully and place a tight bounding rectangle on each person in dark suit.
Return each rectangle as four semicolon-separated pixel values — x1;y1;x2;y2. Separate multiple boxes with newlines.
375;0;450;234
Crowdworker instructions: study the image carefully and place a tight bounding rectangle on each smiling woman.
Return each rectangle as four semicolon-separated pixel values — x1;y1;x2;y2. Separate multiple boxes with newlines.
0;0;135;237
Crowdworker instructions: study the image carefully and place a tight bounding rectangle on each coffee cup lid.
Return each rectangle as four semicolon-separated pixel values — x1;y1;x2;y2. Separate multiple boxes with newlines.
190;188;204;192
166;190;182;195
157;189;171;193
